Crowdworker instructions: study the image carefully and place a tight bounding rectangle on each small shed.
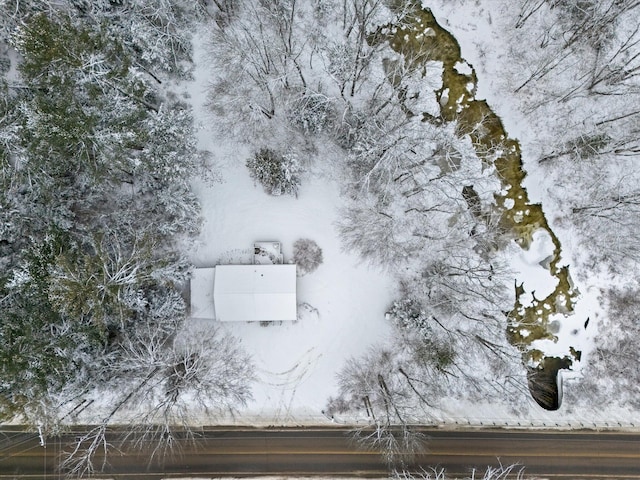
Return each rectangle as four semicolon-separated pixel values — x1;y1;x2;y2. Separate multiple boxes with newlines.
214;264;297;322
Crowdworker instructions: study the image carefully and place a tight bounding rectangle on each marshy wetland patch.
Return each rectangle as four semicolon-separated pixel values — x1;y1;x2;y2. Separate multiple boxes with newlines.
373;1;583;408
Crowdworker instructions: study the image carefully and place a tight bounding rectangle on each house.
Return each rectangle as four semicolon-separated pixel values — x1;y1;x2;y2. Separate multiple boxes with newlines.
213;264;297;322
190;263;297;322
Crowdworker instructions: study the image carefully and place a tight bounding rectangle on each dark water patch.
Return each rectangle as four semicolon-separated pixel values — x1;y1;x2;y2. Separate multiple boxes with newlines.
527;356;571;410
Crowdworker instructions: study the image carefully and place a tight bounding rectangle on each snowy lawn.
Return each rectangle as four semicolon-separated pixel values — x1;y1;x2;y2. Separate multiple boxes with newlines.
180;28;395;424
180;7;635;427
188;144;396;423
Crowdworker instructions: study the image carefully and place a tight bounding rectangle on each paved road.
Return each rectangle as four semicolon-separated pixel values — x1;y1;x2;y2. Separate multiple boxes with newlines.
0;427;639;479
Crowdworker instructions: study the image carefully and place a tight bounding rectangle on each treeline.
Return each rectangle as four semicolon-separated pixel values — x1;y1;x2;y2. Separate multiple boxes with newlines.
0;2;253;475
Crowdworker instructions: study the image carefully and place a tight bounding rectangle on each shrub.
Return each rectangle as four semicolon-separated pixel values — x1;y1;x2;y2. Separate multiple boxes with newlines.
293;238;323;275
386;297;456;370
386;297;429;333
288;92;334;134
246;148;301;196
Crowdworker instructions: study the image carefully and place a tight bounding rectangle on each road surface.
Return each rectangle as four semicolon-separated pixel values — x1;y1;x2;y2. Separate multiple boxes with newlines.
1;427;639;479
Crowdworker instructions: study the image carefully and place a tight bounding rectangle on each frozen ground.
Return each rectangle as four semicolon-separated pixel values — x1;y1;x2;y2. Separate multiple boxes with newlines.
188;157;396;422
181;9;633;427
185;33;396;423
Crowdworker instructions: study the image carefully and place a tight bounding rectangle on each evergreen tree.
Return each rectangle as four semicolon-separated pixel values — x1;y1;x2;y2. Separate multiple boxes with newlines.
0;7;223;432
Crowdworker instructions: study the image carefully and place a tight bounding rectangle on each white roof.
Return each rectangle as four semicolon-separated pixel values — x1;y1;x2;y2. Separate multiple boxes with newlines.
213;264;297;322
190;267;216;319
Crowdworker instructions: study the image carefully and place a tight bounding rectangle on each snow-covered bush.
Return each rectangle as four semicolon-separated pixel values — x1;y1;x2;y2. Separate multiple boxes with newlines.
333;108;367;150
288;92;334;134
293;238;323;275
326;42;354;86
246;148;301;196
386;297;429;332
386;297;456;371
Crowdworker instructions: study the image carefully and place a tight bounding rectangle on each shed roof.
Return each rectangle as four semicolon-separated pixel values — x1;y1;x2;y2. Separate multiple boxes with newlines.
213;264;297;322
190;267;216;320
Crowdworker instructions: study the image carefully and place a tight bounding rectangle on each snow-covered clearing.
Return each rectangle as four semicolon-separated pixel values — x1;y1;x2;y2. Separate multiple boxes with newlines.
186;34;396;423
188;155;396;422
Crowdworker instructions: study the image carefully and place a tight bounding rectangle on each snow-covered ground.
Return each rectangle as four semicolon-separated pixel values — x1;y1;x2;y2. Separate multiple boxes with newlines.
181;6;635;427
185;34;396;424
188;157;396;422
426;0;601;377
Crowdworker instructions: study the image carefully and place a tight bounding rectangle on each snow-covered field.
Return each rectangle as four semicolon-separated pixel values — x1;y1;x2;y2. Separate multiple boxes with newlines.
188;157;396;422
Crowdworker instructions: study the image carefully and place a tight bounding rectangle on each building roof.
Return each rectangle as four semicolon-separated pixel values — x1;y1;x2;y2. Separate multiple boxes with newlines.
213;264;297;322
190;267;216;320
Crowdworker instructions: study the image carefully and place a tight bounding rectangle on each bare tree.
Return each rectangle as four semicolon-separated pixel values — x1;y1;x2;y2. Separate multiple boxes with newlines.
332;0;390;98
206;0;308;132
205;0;400;141
513;0;640;90
329;346;428;467
59;423;111;477
353;421;427;467
565;285;640;410
544;156;640;270
394;462;528;480
59;323;254;477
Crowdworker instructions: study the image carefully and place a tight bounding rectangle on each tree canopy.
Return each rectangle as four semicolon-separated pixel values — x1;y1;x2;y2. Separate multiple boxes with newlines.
0;3;251;442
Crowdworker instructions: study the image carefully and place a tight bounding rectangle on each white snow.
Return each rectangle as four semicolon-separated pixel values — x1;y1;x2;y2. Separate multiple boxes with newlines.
185;31;396;422
2;0;636;441
178;3;625;425
454;61;473;76
213;264;297;322
188;154;396;421
425;0;600;379
403;59;443;116
439;87;450;106
508;229;556;300
190;267;216;319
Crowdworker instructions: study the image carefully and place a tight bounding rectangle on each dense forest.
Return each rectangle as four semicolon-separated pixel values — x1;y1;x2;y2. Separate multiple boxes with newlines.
0;1;254;475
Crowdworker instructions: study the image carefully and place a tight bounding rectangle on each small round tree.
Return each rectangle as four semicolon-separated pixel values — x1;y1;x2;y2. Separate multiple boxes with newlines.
246;148;300;196
293;238;323;275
